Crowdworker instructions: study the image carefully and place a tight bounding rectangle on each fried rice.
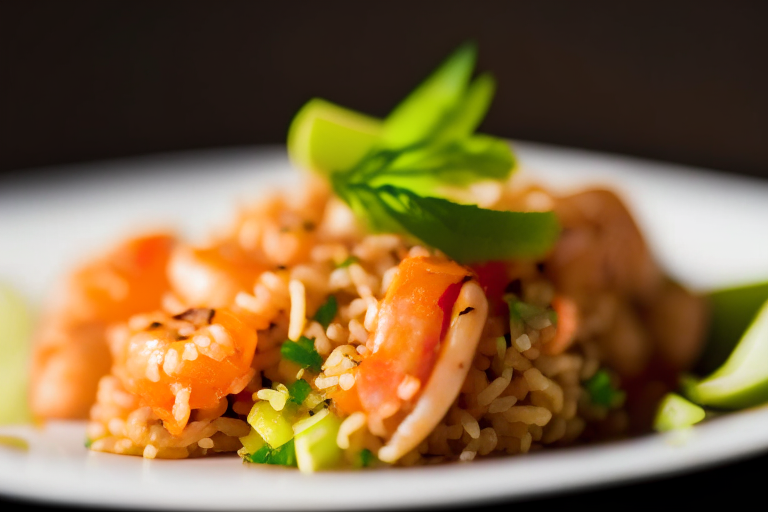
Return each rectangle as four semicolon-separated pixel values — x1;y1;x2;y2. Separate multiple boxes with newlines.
29;173;707;468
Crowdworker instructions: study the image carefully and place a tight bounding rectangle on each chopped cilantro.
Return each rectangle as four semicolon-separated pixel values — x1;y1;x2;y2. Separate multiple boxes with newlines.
313;295;338;329
356;448;376;468
288;379;312;405
281;336;323;372
584;369;626;408
245;439;297;467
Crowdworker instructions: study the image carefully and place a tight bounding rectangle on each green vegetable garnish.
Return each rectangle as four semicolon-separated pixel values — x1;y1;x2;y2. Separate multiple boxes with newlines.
584;369;626;408
0;435;29;451
356;448;376;468
0;281;33;425
287;98;382;175
363;135;515;195
312;295;338;330
287;379;312;405
686;298;768;409
696;281;768;375
294;409;343;473
245;439;297;467
338;183;559;263
247;401;295;448
239;428;267;454
280;336;323;372
653;393;706;432
381;42;490;148
287;43;561;263
84;437;93;449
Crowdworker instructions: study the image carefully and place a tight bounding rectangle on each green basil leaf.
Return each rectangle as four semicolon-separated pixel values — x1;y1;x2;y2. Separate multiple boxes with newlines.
367;135;514;193
429;73;496;145
333;172;403;233
350;184;559;263
381;43;476;148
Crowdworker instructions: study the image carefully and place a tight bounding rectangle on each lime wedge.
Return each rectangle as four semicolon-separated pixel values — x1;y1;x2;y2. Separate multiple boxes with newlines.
0;282;33;424
653;393;705;432
696;281;768;374
688;298;768;409
287;98;382;175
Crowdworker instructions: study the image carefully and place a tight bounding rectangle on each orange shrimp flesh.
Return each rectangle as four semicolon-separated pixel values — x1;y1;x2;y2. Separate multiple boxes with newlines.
542;295;579;356
334;256;471;421
113;308;257;435
59;233;174;324
168;242;267;309
30;233;175;419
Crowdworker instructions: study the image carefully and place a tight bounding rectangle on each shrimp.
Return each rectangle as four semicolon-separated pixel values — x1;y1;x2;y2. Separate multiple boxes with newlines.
546;189;662;301
30;234;174;419
111;308;257;436
546;189;707;374
168;242;266;309
332;256;488;463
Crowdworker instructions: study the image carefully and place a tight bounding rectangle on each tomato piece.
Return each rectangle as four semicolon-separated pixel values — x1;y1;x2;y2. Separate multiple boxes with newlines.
471;261;508;315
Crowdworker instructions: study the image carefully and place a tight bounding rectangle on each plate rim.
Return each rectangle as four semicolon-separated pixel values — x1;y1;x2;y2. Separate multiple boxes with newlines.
2;142;768;510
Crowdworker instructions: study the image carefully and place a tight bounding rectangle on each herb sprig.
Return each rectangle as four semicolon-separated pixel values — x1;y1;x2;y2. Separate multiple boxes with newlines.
292;43;560;263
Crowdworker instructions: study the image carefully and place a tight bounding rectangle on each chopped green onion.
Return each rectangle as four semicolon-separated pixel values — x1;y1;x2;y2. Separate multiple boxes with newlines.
294;410;343;473
247;401;295;448
288;379;312;405
584;369;625;408
280;336;323;372
312;295;338;329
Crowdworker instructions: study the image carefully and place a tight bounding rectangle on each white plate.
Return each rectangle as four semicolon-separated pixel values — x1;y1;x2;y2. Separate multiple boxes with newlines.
2;142;768;510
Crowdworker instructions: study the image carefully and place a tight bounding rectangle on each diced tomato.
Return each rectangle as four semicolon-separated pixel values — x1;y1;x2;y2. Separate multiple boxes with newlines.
471;261;508;315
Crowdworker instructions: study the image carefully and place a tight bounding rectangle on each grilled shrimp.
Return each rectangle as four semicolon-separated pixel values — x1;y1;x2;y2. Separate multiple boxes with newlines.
110;307;257;436
546;189;706;374
333;256;488;463
168;242;265;309
30;234;174;419
546;189;662;300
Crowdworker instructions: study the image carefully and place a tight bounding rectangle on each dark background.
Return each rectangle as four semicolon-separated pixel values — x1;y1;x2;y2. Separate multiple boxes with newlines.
1;1;767;179
1;1;767;510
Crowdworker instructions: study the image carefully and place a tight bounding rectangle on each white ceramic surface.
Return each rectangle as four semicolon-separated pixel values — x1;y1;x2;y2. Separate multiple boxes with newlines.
2;142;768;509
